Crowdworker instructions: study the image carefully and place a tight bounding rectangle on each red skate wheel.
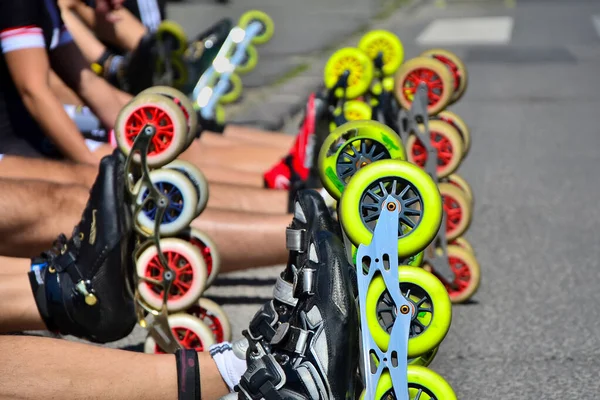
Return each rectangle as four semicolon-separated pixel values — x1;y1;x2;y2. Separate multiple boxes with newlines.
143;313;216;354
450;236;475;254
438;182;472;241
188;298;232;342
406;119;463;179
437;245;480;303
177;228;220;288
420;48;468;105
446;173;473;204
136;238;207;312
434;110;470;156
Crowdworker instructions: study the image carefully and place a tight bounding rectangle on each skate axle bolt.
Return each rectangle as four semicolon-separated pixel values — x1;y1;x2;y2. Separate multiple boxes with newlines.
386;202;397;211
399;304;410;314
143;126;156;136
163;270;174;281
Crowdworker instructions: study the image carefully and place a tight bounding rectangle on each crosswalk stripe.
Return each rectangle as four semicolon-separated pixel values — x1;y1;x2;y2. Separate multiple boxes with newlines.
417;16;514;45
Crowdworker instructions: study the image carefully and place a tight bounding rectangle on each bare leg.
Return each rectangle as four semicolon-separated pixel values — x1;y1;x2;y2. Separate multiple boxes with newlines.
0;269;46;331
0;336;228;400
222;125;294;150
0;156;98;187
208;182;287;214
0;256;29;274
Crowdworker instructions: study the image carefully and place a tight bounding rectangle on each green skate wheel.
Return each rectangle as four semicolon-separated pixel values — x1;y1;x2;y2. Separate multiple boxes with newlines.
154;55;189;91
136;238;207;312
139;86;198;147
235;45;258;74
215;104;226;125
343;100;373;121
156;21;188;55
358;30;404;76
324;48;374;100
115;93;188;167
238;10;274;45
339;159;442;258
408;346;439;367
318;120;405;201
218;73;243;104
144;313;215;353
367;366;457;400
164;160;209;217
365;266;452;358
177;228;221;289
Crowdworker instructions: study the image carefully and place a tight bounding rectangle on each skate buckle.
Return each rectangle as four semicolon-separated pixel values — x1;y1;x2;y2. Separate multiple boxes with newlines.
75;280;97;306
285;228;306;252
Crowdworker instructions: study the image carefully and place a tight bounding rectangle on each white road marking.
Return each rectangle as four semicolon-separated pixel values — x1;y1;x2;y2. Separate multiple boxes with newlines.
417;16;514;45
592;15;600;38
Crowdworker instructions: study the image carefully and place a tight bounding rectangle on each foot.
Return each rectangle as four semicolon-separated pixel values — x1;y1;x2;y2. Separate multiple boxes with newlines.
29;150;137;343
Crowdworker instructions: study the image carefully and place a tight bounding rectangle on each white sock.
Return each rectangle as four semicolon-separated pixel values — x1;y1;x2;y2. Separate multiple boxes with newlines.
209;342;248;392
318;187;336;208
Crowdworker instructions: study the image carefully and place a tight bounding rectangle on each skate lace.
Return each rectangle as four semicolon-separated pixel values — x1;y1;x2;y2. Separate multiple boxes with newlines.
41;233;69;260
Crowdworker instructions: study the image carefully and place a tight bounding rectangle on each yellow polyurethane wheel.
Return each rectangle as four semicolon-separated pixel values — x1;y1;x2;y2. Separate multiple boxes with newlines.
382;76;395;92
395;57;454;116
344;100;373;121
438;182;472;241
365;266;452;358
435;110;470;156
409;346;439;367
235;44;258;74
450;236;474;254
218;73;243;104
421;48;468;105
339;159;442;258
406;119;464;179
319;121;406;201
446;173;473;204
324;47;374;100
155;55;189;90
445;244;481;304
156;21;188;55
238;10;274;45
358;30;404;76
215;104;226;125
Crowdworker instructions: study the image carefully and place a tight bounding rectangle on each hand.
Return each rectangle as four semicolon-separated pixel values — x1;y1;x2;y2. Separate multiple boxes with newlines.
94;0;125;22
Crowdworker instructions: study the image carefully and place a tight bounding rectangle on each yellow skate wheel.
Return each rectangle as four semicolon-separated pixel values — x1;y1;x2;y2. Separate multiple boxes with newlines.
324;48;374;100
446;173;473;204
421;48;468;105
215;104;226;125
115;94;188;167
179;228;221;288
144;313;215;353
409;346;439;367
319;121;405;201
450;236;474;254
139;86;198;147
156;21;188;55
358;30;404;76
134;169;199;237
436;245;480;304
235;44;258;74
191;298;232;342
218;73;243;104
382;76;395;92
406;120;464;179
238;10;274;45
137;238;207;312
439;182;472;241
435;110;470;156
365;266;452;357
395;57;454;116
339;159;442;258
164;160;209;217
368;367;457;400
155;56;189;90
402;250;424;268
344;100;373;121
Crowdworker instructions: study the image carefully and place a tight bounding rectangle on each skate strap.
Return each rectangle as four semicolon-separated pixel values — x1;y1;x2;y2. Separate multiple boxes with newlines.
175;349;201;400
238;348;285;400
285;227;306;252
270;323;310;355
294;267;316;298
273;276;297;307
248;302;279;342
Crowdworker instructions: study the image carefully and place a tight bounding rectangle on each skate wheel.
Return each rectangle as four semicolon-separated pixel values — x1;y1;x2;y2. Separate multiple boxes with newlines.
446;173;473;204
134;169;199;236
178;228;221;288
402;250;424;268
235;45;258;74
215;104;227;125
144;313;215;353
164;160;209;217
436;245;480;303
435;110;470;156
439;182;472;241
358;30;404;76
156;21;188;55
319;121;406;201
188;298;232;342
395;57;454;116
367;367;457;400
406;119;464;179
218;73;243;104
115;94;188;167
139;86;198;147
339;159;442;258
156;56;189;90
324;48;374;100
343;100;373;121
421;48;468;105
408;346;439;367
238;10;274;45
450;236;474;254
365;266;452;358
137;238;207;312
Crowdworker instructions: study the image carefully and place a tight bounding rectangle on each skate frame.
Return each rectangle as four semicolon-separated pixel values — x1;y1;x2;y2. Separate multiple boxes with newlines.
356;197;411;400
123;124;186;354
397;83;456;285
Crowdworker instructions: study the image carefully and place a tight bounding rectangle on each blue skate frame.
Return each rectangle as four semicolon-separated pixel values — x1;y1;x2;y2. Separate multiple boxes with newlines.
192;21;264;120
355;197;411;400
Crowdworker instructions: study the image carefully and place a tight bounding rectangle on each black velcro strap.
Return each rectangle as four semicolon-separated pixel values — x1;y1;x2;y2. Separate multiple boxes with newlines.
176;349;201;400
95;49;114;69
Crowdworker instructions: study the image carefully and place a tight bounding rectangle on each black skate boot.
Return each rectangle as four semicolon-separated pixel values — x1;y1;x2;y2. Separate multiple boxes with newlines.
121;32;158;95
236;228;359;400
29;150;137;343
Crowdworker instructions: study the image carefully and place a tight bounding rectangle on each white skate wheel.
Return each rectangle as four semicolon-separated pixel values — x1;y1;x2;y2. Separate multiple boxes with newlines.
134;169;199;236
182;228;220;288
193;298;231;342
136;238;207;312
143;313;216;353
115;93;188;167
164;160;209;217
